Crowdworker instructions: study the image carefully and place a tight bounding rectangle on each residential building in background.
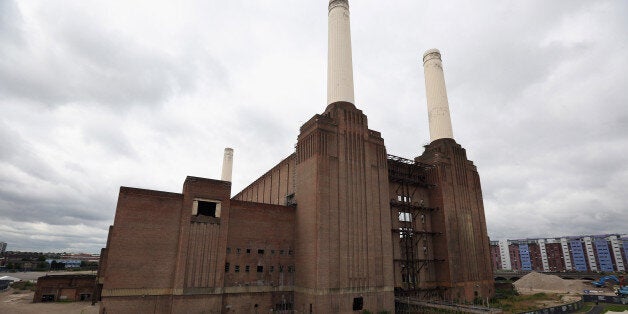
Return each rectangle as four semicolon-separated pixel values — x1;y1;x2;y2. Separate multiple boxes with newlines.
0;242;6;254
491;234;627;272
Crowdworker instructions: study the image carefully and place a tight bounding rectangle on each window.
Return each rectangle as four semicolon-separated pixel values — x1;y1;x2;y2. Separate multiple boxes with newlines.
245;265;250;272
270;266;274;272
257;266;263;273
271;250;275;255
246;248;251;254
225;263;230;272
236;248;241;254
258;249;265;254
280;250;285;255
288;250;293;255
226;247;231;254
279;265;284;273
192;199;221;217
399;212;411;222
235;265;240;272
352;297;363;311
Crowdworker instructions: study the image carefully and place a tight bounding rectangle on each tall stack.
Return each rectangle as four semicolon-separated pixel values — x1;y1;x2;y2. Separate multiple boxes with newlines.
423;49;454;142
293;0;395;312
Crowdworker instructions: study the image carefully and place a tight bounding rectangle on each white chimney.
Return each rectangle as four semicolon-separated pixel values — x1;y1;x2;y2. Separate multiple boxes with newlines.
327;0;355;105
221;148;233;182
423;49;454;142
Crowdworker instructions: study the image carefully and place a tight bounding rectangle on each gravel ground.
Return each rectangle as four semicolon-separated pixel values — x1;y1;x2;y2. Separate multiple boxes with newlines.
0;288;99;314
2;270;96;282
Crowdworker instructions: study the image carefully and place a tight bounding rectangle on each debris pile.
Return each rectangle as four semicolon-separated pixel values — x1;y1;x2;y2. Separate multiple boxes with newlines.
513;272;590;294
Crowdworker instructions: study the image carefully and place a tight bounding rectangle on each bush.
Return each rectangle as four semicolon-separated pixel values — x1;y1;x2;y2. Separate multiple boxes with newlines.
10;281;36;291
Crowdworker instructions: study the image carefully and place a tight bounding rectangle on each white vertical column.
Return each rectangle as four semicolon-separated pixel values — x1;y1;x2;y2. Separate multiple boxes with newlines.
608;235;625;272
423;49;454;142
560;237;573;271
327;0;355;105
499;240;512;270
221;148;234;182
584;237;598;271
538;239;549;271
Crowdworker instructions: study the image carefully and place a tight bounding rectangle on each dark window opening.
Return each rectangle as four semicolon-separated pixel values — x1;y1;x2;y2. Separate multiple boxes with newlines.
257;266;263;273
279;265;284;273
225;263;230;272
226;247;231;253
258;249;265;254
197;201;217;217
245;265;250;272
79;294;90;301
235;265;240;272
246;248;251;254
270;266;274;272
288;250;293;255
42;295;55;302
353;297;363;311
280;250;285;255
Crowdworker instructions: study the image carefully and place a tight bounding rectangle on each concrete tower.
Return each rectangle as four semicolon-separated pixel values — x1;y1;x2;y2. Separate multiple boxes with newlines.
221;147;234;182
423;49;454;142
293;0;394;312
327;0;355;105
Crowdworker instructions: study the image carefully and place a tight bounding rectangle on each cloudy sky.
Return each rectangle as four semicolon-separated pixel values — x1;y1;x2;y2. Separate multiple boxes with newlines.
1;0;627;253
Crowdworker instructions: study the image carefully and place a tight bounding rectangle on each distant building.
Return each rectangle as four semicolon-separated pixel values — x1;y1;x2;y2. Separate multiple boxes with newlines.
0;242;6;254
33;274;96;303
491;234;627;272
46;259;82;268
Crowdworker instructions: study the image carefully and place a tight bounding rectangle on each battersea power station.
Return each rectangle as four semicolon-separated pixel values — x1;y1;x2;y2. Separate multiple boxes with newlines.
98;1;493;313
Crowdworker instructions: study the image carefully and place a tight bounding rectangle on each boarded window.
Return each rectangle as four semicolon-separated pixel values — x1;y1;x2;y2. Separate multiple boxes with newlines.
257;266;263;273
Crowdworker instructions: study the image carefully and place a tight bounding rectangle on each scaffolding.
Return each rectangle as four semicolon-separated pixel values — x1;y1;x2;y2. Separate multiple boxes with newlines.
387;154;444;296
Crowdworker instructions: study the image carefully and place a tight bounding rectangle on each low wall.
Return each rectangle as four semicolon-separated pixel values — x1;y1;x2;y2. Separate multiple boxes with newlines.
582;294;628;305
518;300;584;314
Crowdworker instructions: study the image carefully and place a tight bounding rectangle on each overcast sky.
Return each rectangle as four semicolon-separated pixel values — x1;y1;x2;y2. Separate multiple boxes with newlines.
1;0;627;253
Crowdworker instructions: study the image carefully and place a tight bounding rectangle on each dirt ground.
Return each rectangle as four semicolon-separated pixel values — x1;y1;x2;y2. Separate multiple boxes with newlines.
0;288;99;314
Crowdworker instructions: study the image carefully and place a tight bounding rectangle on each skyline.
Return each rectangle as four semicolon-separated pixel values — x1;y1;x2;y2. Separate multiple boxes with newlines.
1;0;627;253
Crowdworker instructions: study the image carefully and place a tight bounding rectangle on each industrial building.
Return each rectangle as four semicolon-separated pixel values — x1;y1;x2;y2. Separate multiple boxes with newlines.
490;234;627;272
98;1;493;313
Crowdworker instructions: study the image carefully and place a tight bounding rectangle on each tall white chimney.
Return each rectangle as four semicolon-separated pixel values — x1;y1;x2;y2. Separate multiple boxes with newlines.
221;148;233;182
327;0;355;105
423;49;454;142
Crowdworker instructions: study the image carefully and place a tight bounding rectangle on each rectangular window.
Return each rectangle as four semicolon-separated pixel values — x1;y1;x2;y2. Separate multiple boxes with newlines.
235;265;240;272
236;248;241;254
226;247;231;254
279;265;284;273
225;263;230;272
288;250;293;255
353;297;363;311
257;266;263;273
270;266;274;272
280;250;285;255
258;249;265;254
246;248;251;254
399;212;411;222
245;265;250;272
192;199;221;217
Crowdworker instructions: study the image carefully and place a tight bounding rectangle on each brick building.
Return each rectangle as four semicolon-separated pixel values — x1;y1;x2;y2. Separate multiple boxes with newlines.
34;274;96;303
98;1;494;313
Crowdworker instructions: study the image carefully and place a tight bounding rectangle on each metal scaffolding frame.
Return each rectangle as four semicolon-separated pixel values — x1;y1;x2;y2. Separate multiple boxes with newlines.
387;154;444;294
